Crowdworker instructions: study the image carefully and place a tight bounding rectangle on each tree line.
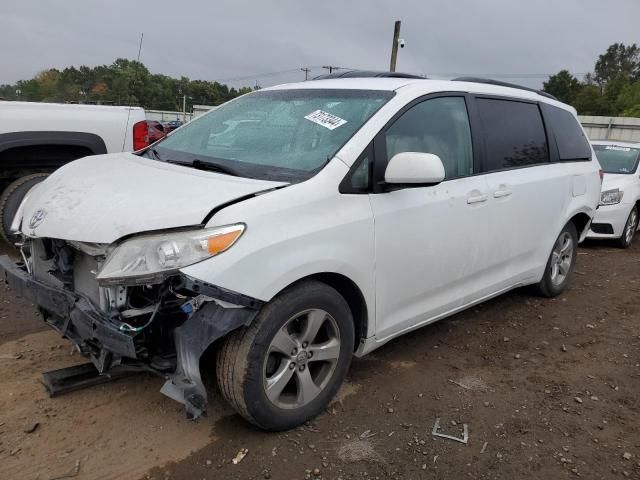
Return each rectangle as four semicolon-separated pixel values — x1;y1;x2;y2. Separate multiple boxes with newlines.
0;58;255;110
543;43;640;116
4;45;640;117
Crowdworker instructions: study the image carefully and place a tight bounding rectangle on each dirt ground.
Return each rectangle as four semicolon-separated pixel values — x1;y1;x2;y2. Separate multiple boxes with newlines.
1;238;639;480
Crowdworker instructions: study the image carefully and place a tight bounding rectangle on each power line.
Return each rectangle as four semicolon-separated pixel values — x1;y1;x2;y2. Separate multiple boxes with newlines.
315;65;589;79
214;67;323;84
212;65;590;86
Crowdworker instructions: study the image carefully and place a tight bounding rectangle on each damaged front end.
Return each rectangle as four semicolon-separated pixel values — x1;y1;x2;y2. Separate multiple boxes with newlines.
0;236;264;419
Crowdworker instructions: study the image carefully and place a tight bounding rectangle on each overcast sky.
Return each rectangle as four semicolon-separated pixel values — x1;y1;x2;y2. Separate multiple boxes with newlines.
2;0;639;89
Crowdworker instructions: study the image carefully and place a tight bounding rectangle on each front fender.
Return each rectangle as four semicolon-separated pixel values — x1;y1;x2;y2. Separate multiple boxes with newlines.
180;159;377;338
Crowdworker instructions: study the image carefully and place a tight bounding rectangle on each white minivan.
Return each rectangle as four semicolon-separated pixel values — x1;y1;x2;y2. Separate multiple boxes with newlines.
587;141;640;248
1;74;601;430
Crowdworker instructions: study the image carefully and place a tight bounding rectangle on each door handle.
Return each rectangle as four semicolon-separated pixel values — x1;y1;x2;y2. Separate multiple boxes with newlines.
467;194;488;204
493;189;512;198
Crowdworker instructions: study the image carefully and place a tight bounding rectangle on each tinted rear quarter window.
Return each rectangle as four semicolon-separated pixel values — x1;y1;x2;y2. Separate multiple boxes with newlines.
541;104;591;161
477;98;549;172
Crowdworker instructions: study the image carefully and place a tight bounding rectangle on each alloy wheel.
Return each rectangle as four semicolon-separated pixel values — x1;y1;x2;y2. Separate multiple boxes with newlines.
624;210;638;245
550;232;574;286
263;309;341;409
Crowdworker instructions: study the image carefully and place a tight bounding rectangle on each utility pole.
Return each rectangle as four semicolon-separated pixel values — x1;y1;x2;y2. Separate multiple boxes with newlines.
322;65;341;74
182;94;186;122
389;20;401;72
301;67;311;80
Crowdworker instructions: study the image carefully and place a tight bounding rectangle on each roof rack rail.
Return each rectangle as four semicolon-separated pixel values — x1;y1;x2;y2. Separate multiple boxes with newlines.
452;77;558;101
313;70;425;80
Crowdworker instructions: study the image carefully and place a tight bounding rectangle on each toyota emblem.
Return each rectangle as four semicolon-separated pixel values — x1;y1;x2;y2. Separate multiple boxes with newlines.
29;208;47;229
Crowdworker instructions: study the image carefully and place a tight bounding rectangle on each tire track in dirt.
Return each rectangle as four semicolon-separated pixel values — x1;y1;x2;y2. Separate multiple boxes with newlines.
0;331;213;480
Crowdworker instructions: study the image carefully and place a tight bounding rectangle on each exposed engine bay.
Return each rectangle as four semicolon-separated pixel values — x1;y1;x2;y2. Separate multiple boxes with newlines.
5;237;264;419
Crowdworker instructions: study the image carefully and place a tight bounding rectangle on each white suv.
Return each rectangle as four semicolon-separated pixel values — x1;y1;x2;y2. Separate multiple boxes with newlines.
587;141;640;247
0;75;601;430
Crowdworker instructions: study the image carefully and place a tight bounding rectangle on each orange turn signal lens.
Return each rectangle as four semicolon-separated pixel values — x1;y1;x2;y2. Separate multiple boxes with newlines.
206;229;243;255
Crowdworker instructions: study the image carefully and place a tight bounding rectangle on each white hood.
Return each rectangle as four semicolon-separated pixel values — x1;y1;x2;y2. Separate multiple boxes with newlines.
20;153;286;243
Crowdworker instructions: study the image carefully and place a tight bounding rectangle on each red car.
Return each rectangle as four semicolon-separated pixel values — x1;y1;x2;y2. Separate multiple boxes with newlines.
147;121;167;143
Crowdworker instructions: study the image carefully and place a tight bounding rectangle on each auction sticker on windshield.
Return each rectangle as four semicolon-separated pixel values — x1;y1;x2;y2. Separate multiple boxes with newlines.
304;110;348;130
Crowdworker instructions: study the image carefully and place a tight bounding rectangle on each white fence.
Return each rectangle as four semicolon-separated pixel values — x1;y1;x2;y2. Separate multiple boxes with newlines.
193;105;217;118
145;109;193;122
145;105;217;123
579;116;640;143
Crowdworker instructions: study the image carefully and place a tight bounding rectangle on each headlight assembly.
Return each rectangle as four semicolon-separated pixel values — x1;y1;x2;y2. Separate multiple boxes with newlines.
96;224;245;285
600;188;624;206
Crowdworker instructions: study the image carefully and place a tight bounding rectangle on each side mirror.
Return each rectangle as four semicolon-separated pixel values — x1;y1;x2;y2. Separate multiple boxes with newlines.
384;152;445;185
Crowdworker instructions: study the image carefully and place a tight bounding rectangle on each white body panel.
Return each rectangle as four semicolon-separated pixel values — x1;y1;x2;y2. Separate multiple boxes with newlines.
17;78;602;354
0;101;145;152
181;159;377;327
590;201;639;238
587;141;640;239
370;174;494;340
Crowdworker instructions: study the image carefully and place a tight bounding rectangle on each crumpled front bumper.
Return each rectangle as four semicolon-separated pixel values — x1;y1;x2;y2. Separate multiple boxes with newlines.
587;203;632;239
0;255;137;366
0;254;265;419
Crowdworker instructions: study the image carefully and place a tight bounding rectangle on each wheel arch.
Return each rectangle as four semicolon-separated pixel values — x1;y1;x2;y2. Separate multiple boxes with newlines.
0;131;107;189
0;131;107;157
198;271;369;376
568;211;592;240
290;272;369;352
185;272;369;419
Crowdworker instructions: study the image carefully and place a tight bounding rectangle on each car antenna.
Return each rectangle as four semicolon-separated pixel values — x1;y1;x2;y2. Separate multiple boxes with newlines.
121;32;144;152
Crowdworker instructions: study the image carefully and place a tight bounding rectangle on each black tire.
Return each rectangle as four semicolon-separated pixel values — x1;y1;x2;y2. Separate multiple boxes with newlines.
216;280;354;431
0;173;49;246
536;222;578;297
617;206;638;249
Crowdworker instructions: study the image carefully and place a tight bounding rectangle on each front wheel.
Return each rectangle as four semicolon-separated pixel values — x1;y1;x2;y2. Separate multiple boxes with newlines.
618;206;638;249
216;280;354;431
0;173;49;246
536;222;578;297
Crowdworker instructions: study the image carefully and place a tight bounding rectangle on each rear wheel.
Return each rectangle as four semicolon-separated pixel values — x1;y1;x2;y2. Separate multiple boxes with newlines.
536;222;578;297
618;207;638;249
216;280;354;431
0;173;49;246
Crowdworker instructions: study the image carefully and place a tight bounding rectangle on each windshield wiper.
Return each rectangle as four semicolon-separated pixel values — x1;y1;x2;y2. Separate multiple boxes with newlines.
166;158;239;177
149;148;163;160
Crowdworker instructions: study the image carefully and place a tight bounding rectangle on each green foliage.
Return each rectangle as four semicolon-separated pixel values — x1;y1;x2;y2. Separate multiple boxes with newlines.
542;70;581;104
543;43;640;117
594;43;640;86
0;58;251;110
7;45;640;118
572;85;609;116
617;81;640;116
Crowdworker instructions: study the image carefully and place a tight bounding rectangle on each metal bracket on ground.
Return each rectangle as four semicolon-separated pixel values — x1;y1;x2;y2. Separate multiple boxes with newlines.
431;417;469;444
41;362;134;397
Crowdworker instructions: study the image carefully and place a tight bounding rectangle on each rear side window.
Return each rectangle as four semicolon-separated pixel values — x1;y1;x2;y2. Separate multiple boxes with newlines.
477;98;549;172
542;104;592;161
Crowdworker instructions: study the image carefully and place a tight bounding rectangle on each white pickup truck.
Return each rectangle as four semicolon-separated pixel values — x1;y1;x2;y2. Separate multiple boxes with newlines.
0;101;147;244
